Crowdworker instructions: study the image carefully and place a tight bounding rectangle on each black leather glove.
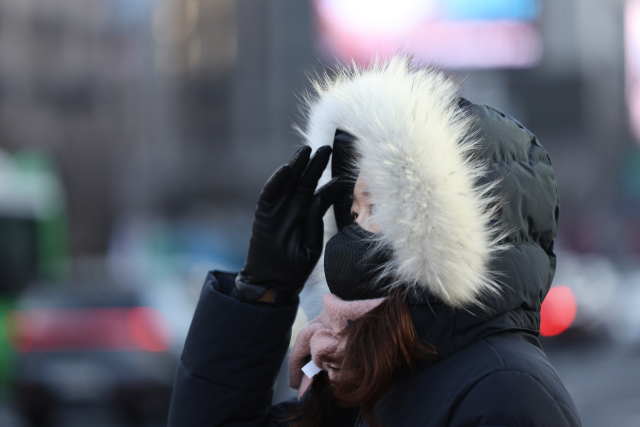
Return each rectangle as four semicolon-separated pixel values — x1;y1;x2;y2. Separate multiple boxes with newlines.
236;145;341;305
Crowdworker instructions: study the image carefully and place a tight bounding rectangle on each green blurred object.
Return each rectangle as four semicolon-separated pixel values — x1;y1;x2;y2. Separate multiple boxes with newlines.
0;149;69;389
619;149;640;203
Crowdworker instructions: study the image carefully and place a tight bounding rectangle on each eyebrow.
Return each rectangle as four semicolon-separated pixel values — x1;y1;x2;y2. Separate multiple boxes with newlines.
353;189;371;201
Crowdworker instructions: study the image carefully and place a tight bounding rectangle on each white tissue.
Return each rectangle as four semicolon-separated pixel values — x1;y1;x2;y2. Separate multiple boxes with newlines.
301;360;323;379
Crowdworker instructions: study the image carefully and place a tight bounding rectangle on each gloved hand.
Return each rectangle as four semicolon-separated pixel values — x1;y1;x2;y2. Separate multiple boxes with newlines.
236;145;342;305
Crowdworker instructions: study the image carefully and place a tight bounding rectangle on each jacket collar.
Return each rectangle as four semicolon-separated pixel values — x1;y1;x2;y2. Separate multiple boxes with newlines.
407;289;542;363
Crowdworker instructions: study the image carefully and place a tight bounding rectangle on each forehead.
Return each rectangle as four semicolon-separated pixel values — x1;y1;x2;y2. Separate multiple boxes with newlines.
353;174;371;199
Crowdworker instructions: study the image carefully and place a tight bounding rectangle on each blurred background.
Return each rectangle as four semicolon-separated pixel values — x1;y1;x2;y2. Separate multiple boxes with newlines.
0;0;639;425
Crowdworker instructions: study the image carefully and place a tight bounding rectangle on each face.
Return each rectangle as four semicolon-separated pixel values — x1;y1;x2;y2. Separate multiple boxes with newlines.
350;173;381;233
324;173;390;300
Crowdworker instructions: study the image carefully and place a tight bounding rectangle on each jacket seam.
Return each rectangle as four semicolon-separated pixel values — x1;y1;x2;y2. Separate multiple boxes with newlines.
179;357;276;394
481;339;507;370
445;341;505;426
505;239;548;246
449;313;540;341
484;158;552;166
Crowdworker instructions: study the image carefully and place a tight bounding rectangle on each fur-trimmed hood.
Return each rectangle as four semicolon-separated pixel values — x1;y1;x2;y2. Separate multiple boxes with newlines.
301;55;559;314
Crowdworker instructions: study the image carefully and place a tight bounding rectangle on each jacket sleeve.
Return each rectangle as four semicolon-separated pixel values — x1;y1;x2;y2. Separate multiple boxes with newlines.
167;270;302;427
448;370;576;427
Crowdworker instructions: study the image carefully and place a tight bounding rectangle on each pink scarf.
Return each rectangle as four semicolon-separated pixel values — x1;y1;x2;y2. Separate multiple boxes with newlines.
288;293;386;400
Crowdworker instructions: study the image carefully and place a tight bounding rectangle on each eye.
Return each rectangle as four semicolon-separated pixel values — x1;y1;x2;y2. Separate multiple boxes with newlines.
351;211;359;220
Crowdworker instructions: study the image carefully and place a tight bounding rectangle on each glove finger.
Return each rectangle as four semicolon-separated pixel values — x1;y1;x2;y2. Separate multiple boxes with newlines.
259;164;291;204
303;177;347;250
296;145;332;198
281;146;312;197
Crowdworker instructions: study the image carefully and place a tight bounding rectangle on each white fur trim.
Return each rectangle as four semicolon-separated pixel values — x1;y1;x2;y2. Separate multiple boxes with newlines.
301;55;506;307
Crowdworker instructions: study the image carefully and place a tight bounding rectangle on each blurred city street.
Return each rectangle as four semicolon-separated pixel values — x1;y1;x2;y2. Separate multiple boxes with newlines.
0;404;166;427
1;338;640;427
545;340;640;427
1;0;640;425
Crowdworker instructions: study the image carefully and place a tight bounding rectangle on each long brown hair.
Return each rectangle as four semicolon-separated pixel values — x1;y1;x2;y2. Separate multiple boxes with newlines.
288;288;435;427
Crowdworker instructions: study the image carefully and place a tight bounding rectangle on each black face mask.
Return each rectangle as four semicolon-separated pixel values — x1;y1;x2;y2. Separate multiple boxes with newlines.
324;223;392;301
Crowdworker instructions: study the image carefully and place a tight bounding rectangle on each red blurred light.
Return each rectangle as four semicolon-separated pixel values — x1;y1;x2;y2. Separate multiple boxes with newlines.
5;307;170;352
540;286;577;337
127;307;170;352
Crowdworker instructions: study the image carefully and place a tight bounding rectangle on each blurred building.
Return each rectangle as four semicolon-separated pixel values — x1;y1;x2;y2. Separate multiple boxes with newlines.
0;0;638;260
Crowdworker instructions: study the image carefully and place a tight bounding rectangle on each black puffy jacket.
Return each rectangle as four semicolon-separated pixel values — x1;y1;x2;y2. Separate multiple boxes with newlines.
168;58;581;427
168;269;580;427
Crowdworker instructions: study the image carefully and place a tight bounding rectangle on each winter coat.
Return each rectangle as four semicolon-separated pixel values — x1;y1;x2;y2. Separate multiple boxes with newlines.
168;269;580;427
168;58;581;427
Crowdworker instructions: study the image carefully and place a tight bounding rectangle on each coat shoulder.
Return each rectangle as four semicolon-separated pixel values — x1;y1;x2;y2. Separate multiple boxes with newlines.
375;333;581;427
448;368;578;427
448;334;581;427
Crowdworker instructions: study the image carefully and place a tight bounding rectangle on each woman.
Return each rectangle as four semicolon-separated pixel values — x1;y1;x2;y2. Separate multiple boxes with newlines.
168;56;581;427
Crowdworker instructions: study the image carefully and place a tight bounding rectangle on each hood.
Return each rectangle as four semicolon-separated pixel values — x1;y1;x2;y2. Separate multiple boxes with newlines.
301;55;559;340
